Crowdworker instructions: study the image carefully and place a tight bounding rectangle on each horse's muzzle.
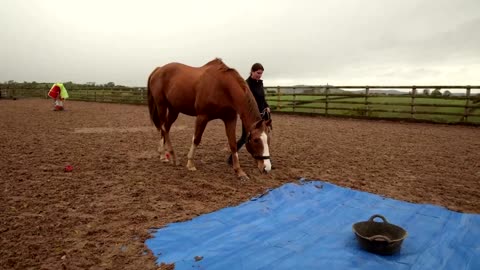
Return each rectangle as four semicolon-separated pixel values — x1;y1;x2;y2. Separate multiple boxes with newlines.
255;156;272;174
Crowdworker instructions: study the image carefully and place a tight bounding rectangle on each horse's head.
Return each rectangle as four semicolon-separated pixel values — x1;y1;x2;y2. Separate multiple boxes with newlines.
246;119;273;174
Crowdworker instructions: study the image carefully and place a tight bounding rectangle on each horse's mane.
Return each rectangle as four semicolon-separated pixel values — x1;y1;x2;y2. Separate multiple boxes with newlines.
205;58;237;73
205;58;261;121
243;87;262;122
205;58;247;88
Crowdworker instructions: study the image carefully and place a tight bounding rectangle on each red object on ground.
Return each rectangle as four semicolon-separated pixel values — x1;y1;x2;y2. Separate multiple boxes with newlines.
64;165;73;172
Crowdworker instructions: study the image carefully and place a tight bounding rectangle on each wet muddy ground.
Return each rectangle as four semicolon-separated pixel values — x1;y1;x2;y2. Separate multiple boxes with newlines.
1;99;479;269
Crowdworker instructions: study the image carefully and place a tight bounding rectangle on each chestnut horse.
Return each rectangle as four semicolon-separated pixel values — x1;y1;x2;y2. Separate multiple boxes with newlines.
147;58;272;180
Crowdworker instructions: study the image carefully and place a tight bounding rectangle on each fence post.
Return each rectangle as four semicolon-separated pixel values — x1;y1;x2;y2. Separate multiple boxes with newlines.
325;86;330;116
410;86;417;119
365;86;369;117
463;86;471;122
276;86;281;111
292;89;297;113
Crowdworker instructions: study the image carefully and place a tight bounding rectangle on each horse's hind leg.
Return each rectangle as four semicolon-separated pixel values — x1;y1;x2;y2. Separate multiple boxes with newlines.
163;109;179;165
155;106;169;162
158;129;168;162
186;115;209;171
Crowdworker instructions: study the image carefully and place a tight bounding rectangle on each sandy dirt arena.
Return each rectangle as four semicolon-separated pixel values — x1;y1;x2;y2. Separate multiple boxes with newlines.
1;99;479;269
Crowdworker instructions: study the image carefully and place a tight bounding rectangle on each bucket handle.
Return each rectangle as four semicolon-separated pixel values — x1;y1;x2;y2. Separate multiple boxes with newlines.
368;214;389;223
366;234;392;243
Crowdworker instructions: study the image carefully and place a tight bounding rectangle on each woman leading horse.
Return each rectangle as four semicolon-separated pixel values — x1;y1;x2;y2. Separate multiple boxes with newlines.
147;58;273;180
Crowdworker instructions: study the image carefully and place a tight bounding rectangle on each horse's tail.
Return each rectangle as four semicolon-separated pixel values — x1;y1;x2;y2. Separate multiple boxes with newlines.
147;68;164;131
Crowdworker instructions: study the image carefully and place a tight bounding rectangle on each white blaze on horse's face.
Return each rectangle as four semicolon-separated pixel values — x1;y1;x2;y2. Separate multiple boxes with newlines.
247;120;272;173
260;131;272;172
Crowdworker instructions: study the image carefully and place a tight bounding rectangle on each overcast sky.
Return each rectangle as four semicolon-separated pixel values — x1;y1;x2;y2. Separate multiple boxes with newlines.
2;0;480;88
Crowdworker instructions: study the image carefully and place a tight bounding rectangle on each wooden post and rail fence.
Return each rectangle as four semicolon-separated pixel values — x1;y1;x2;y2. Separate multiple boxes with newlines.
1;84;479;125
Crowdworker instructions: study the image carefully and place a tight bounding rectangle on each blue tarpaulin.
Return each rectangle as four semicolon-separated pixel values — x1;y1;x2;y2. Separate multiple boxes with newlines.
145;179;480;269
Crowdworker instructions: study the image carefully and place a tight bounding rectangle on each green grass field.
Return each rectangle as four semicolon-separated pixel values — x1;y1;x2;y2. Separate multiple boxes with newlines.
2;86;479;125
266;94;480;124
68;90;146;104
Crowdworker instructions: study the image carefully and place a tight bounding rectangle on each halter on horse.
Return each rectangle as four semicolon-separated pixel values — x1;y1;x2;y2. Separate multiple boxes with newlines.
261;108;271;121
147;58;273;180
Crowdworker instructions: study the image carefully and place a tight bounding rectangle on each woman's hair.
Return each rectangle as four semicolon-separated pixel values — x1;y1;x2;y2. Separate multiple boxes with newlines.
251;63;264;72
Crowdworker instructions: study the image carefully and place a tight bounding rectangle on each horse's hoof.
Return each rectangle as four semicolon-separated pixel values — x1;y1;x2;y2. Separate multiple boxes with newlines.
186;160;196;171
239;175;250;181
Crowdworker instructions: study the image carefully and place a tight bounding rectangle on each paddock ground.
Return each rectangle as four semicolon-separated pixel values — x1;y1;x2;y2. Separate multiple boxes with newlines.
1;99;479;269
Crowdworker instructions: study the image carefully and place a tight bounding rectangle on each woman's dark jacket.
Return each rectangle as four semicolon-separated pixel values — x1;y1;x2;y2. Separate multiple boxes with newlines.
246;76;269;112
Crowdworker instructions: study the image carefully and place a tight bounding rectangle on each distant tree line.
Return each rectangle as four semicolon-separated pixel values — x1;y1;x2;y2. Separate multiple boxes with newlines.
420;88;452;97
406;88;453;97
2;80;123;89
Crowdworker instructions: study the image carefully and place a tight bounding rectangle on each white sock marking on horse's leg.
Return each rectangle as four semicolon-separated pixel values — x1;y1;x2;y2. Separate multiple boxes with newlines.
260;132;272;172
188;146;196;158
187;136;197;170
188;136;196;160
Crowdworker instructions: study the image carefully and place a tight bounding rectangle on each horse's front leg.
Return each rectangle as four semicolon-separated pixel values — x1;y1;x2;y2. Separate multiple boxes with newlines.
224;118;249;181
186;115;209;171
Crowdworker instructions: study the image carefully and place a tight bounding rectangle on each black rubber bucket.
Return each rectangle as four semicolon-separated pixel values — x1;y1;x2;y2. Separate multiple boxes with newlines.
352;214;408;255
